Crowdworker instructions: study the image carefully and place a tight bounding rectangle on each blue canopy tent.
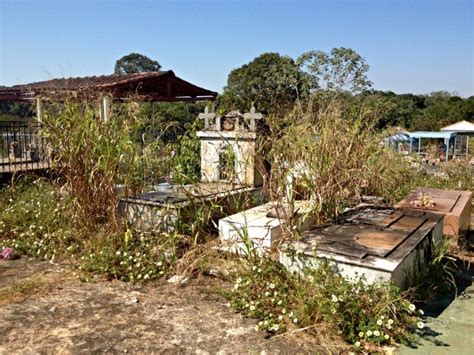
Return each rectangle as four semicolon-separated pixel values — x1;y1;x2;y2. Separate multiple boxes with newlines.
384;130;410;153
408;131;457;162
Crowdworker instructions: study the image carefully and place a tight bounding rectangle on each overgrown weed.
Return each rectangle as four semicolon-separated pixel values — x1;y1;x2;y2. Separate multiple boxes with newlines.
225;256;424;351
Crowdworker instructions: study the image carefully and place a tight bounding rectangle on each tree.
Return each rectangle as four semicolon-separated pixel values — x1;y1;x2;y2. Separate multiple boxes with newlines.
219;48;372;115
219;52;311;115
297;47;372;93
410;92;464;131
114;53;161;75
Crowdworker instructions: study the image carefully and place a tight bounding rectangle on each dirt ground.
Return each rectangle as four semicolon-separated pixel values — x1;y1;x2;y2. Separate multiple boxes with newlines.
0;258;325;354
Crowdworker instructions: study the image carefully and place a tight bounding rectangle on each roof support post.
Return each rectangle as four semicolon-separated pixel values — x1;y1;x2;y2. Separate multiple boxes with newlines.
445;138;449;162
466;137;469;158
100;96;111;121
36;97;43;122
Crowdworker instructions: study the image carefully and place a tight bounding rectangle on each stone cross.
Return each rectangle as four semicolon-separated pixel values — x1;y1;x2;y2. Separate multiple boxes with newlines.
198;106;217;130
243;105;263;131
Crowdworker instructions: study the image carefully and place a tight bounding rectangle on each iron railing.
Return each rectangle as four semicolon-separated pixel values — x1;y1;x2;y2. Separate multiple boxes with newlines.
0;121;50;174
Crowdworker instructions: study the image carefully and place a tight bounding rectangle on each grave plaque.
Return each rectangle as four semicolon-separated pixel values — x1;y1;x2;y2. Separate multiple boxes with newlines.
395;187;472;236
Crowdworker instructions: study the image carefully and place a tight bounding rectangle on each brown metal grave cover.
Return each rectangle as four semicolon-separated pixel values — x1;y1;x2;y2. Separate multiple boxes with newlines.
301;208;431;259
397;188;461;213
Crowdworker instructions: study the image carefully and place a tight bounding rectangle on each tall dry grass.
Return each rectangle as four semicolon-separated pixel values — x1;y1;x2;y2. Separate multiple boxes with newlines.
264;97;413;231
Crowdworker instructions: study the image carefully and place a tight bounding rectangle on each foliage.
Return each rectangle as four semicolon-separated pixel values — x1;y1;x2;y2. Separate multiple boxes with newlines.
226;257;423;349
0;101;34;121
137;101;207;131
0;179;76;262
218;52;311;115
402;159;474;193
297;47;372;93
77;228;182;282
412;238;459;301
265;96;413;228
219;48;372;116
0;179;183;283
41;101;139;226
114;52;161;75
368;90;474;131
168;117;201;184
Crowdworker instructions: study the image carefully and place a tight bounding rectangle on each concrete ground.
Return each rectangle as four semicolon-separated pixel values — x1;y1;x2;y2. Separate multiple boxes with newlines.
400;209;474;355
399;283;474;355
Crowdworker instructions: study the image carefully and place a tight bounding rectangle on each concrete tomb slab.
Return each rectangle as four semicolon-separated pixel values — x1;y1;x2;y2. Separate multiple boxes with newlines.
280;207;444;289
120;182;261;232
395;187;472;236
219;200;315;255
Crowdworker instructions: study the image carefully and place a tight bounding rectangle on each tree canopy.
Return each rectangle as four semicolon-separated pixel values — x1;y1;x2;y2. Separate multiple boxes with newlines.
297;47;372;93
114;53;162;75
218;48;372;115
218;52;310;115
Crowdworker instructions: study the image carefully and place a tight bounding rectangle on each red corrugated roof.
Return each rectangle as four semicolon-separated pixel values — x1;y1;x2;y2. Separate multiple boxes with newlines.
0;71;217;102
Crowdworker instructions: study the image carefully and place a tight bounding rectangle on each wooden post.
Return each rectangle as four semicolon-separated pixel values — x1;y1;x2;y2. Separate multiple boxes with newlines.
36;97;43;122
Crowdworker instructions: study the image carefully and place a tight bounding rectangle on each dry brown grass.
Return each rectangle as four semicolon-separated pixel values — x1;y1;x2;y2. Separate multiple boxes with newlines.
0;270;73;306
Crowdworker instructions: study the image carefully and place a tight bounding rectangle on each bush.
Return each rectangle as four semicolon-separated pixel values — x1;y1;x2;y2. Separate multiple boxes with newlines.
265;97;413;230
226;257;424;350
0;179;76;261
0;180;183;283
77;228;182;282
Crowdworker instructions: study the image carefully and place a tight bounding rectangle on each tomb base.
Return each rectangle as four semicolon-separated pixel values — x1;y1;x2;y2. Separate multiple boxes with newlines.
219;200;315;255
395;187;472;236
280;207;444;289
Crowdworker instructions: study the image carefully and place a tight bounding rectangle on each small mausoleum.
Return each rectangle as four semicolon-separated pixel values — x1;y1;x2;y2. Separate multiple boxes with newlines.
122;106;265;232
196;106;263;186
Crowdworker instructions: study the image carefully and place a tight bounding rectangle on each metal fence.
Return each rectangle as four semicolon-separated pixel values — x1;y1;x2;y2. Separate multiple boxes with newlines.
0;121;50;174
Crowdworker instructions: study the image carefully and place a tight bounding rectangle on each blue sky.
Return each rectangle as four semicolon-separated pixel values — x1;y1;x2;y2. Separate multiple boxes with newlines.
0;0;473;96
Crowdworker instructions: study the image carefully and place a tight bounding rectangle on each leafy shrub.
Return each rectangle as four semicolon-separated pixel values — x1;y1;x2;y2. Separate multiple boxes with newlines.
0;179;76;261
77;228;182;282
0;180;182;283
226;258;424;350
